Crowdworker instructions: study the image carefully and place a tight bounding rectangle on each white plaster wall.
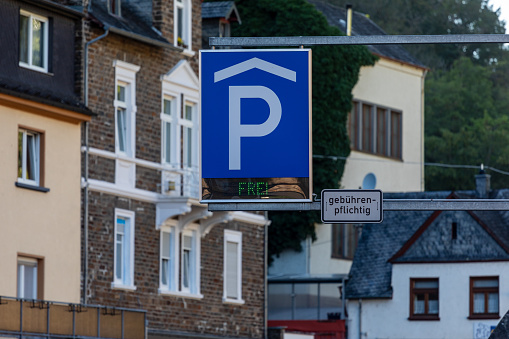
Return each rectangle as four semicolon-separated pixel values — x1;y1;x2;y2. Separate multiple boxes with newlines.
309;223;352;276
341;58;426;193
347;262;509;339
0;105;82;303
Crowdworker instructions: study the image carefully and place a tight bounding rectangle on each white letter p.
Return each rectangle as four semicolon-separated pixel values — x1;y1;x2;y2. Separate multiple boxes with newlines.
229;86;282;170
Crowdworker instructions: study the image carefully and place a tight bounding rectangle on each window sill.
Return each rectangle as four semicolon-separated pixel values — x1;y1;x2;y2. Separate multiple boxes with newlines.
15;182;50;193
180;48;195;57
111;282;137;291
223;297;245;305
408;315;440;321
158;289;203;300
19;62;53;75
468;314;500;320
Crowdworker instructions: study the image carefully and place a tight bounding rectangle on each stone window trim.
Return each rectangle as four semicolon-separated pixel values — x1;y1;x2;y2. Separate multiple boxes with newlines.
469;276;500;320
19;10;49;73
223;229;244;305
409;278;440;321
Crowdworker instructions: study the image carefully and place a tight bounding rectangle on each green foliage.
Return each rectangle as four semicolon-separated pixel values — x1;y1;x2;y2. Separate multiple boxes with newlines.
206;0;376;262
425;57;509;190
331;0;506;70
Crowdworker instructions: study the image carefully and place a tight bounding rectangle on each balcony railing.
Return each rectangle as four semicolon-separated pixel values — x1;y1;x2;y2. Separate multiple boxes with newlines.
0;296;146;339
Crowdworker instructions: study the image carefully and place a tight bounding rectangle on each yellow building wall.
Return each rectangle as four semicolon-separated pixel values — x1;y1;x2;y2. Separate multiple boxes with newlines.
0;104;82;303
341;57;426;193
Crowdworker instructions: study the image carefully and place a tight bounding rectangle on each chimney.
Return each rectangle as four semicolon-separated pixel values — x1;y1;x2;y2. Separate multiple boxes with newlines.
475;164;491;198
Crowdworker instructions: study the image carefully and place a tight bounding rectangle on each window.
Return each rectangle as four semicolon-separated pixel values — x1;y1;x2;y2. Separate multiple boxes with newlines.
17;256;43;300
349;100;402;159
331;224;359;259
158;224;202;297
112;209;135;290
224;230;244;304
19;10;48;72
18;128;42;187
113;61;139;157
161;97;176;165
182;102;197;169
409;278;439;320
470;277;499;319
109;0;121;16
174;0;191;49
160;228;175;291
180;230;197;294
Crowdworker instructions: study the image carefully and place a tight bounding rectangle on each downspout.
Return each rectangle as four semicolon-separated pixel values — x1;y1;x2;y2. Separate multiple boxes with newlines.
420;69;428;191
82;22;110;304
358;299;362;339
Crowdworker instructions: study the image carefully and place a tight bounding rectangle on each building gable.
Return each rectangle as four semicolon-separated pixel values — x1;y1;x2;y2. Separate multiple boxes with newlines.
391;210;509;263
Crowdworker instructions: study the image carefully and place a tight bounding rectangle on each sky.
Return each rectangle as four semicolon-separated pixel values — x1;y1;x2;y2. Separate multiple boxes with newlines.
489;0;509;33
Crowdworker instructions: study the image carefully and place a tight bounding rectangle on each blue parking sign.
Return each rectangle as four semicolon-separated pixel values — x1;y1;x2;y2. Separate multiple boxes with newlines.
200;49;312;202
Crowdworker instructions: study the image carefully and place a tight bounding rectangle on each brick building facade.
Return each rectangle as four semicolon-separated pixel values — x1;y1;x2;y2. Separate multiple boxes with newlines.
80;0;268;338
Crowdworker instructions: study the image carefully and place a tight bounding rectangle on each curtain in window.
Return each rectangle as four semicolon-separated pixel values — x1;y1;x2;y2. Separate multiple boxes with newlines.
488;293;499;313
165;122;172;164
115;218;125;281
19;15;29;63
26;133;37;181
161;231;171;287
226;241;239;299
414;295;425;314
31;18;44;67
117;108;127;153
474;293;485;313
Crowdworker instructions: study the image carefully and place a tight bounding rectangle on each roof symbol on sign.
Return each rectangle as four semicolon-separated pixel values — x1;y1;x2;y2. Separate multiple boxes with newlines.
214;57;297;82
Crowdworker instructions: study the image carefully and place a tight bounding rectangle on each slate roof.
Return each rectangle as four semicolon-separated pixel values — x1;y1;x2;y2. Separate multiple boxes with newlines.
307;0;426;69
0;77;93;116
89;0;171;47
345;189;509;299
202;1;240;23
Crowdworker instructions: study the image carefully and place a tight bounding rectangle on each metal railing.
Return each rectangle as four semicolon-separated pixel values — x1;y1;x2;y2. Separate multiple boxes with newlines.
0;296;146;339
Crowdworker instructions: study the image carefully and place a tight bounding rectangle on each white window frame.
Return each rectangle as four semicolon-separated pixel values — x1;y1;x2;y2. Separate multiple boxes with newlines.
158;223;202;298
161;94;179;166
18;129;40;186
223;230;244;304
180;227;200;295
19;10;49;73
159;226;176;293
174;0;192;51
180;100;198;170
17;257;38;299
113;60;140;157
109;0;121;16
112;208;136;291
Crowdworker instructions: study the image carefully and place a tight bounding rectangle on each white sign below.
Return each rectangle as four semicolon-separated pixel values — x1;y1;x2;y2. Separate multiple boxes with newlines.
321;189;383;223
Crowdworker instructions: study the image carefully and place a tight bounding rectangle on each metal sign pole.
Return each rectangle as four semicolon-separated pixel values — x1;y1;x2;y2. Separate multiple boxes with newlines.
207;199;509;212
210;34;509;47
205;33;509;213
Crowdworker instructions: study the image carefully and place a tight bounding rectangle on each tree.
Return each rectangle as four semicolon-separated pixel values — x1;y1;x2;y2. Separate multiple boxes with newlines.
205;0;376;261
330;0;506;70
425;57;509;190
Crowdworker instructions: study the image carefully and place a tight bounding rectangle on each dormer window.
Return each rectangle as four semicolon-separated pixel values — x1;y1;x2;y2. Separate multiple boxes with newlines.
109;0;121;16
175;0;191;50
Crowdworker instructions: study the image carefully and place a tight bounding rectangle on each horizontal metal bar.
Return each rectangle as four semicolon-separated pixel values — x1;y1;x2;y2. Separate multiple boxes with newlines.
207;199;509;212
209;34;509;47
